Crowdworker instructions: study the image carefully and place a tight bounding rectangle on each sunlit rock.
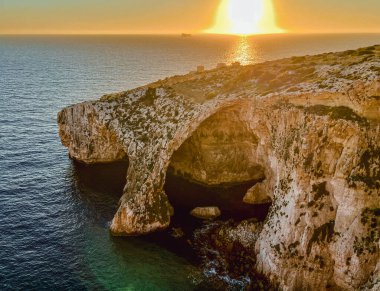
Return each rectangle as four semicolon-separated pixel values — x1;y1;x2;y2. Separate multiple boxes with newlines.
243;182;272;205
190;206;221;220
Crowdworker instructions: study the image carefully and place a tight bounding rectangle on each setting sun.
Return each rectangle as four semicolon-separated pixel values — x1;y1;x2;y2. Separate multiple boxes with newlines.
206;0;284;35
1;0;380;289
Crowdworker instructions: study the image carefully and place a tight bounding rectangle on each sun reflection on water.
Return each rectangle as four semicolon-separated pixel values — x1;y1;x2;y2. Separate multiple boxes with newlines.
228;36;257;65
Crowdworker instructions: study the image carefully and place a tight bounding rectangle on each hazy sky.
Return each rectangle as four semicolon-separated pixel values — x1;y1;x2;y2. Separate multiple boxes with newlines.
0;0;380;34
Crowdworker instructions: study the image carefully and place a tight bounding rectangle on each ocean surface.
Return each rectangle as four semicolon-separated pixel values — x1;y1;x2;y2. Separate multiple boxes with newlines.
0;34;379;290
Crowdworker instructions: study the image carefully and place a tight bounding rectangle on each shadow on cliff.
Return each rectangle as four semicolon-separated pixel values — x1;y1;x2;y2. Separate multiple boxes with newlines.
71;160;128;194
69;158;271;227
66;158;273;282
67;158;271;236
67;160;129;225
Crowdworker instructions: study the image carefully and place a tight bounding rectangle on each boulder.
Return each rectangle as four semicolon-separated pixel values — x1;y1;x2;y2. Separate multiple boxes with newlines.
190;206;221;220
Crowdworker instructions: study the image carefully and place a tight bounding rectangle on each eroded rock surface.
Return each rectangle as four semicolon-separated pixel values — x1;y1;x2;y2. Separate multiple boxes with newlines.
58;46;380;290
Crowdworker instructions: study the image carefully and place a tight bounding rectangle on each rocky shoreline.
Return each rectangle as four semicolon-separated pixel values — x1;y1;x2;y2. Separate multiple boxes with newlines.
58;46;379;290
191;219;272;290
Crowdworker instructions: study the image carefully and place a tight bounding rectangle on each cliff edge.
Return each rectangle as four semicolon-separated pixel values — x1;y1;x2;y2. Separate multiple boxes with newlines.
58;46;380;290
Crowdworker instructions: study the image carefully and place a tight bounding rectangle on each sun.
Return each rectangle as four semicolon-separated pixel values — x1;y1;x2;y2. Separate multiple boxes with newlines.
206;0;284;35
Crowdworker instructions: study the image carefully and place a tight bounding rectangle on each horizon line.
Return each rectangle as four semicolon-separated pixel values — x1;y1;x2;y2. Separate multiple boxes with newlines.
1;31;380;37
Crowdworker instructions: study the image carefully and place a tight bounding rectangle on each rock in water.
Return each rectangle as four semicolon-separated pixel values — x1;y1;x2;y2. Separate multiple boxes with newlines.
57;46;380;290
190;207;221;220
170;227;185;238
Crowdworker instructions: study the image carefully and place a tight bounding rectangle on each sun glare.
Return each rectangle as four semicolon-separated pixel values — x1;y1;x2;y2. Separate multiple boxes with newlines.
206;0;284;35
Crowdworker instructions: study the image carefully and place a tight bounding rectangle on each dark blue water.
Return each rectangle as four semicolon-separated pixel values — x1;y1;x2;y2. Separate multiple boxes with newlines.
0;34;379;290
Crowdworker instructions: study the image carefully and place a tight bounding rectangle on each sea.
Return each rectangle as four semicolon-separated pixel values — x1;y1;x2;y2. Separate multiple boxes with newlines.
0;34;379;290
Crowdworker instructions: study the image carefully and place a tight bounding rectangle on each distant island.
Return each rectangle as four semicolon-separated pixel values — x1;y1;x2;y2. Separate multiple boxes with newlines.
181;33;192;37
58;46;380;290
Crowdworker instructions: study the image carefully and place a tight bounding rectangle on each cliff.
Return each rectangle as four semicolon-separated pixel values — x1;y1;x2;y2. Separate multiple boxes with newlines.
58;46;380;290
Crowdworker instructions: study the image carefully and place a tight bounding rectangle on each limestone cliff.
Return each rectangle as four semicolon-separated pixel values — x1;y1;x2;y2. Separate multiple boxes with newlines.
58;46;380;290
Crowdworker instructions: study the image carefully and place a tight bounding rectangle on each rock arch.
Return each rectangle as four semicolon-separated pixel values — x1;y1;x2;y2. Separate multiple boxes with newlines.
109;97;259;235
58;46;380;289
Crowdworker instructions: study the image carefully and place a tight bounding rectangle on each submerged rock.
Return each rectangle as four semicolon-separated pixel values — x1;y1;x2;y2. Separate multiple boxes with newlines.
58;46;380;290
190;206;221;220
170;227;185;238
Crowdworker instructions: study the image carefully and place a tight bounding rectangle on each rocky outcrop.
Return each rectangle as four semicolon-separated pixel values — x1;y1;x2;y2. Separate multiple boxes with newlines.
243;182;272;205
58;46;380;290
190;206;221;219
57;102;127;164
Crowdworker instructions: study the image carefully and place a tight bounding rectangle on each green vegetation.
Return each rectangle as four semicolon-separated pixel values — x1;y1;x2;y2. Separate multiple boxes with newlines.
291;56;306;63
353;208;379;256
264;66;316;92
340;45;377;57
100;91;128;102
314;255;326;268
100;94;115;102
361;208;380;227
205;91;217;99
312;182;329;201
88;142;95;155
303;153;314;169
349;148;380;189
353;234;378;256
304;105;368;126
139;87;157;106
369;66;380;74
307;220;335;255
356;46;376;56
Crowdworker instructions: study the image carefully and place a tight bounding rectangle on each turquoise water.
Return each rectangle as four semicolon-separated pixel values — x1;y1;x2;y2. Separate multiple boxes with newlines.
83;227;196;290
0;34;379;290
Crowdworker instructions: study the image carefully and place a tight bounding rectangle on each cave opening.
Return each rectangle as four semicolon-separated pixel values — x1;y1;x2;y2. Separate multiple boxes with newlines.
164;172;271;221
164;104;272;231
72;160;129;195
70;159;129;221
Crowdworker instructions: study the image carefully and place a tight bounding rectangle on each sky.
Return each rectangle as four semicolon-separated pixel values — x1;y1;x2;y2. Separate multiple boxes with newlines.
0;0;380;34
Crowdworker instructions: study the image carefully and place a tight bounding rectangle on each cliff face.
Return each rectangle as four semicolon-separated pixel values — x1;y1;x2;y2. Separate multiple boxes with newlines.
58;46;380;290
57;102;127;163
